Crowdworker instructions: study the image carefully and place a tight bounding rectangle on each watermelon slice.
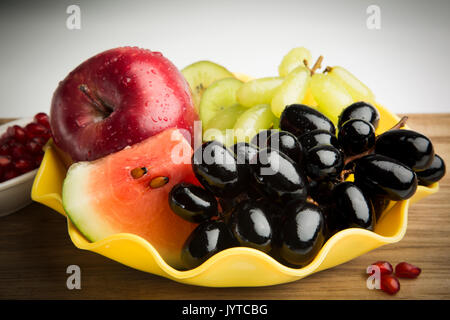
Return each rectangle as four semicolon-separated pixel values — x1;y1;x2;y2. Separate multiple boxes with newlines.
62;128;199;268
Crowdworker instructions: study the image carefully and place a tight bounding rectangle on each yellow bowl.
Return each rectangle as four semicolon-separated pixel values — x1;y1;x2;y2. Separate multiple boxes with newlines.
31;103;438;287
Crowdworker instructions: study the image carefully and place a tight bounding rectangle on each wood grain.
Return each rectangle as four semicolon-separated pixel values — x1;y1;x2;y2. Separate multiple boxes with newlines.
0;114;449;300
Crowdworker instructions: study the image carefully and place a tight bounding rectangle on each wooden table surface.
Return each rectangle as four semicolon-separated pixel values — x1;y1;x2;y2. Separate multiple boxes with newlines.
0;114;449;300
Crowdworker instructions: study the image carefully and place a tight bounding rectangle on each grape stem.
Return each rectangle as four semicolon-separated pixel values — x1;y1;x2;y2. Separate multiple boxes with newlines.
343;148;374;167
341;116;409;171
218;198;232;218
388;116;408;130
323;66;332;73
306;196;319;206
340;168;354;181
309;56;324;75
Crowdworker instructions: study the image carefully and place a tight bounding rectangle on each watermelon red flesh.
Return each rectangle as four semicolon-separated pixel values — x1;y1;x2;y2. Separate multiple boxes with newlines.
62;128;199;268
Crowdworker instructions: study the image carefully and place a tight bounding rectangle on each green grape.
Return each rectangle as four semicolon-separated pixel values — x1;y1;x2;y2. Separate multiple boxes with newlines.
199;77;243;126
204;104;246;131
203;128;236;146
181;61;234;113
278;47;312;77
310;73;353;125
271;66;311;118
327;66;375;103
236;77;284;108
234;104;275;143
273;117;280;129
302;86;317;106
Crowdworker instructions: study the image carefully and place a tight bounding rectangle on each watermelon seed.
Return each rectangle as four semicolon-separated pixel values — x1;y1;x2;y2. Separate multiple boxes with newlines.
150;176;169;189
131;167;148;179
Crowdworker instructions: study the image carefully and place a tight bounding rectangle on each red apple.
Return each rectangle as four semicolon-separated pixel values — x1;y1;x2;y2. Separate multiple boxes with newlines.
50;47;197;161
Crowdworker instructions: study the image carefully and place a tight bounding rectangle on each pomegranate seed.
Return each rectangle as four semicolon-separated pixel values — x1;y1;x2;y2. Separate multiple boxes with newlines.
0;131;10;141
6;138;19;147
25;140;43;154
10;143;27;160
0;143;10;156
6;126;14;137
32;136;48;146
395;262;421;279
34;154;44;167
370;261;393;275
42;132;52;140
34;112;50;128
0;137;9;147
3;169;19;181
380;274;400;295
25;123;48;139
14;159;33;174
8;125;27;143
0;155;12;168
4;127;14;139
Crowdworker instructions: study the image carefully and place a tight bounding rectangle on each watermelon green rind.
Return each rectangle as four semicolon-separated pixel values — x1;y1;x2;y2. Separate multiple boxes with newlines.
61;128;199;268
63;162;115;243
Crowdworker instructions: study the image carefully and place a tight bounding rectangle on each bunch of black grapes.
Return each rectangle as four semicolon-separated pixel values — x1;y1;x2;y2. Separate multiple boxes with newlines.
169;102;446;269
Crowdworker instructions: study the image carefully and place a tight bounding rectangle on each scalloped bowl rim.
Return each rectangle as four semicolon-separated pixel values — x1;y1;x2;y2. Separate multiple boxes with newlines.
66;205;411;279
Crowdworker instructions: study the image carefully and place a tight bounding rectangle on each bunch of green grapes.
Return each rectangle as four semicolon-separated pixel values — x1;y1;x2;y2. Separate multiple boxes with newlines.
181;47;376;145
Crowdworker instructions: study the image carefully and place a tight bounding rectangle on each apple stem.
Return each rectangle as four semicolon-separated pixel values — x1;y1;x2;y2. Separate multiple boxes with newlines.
79;84;113;116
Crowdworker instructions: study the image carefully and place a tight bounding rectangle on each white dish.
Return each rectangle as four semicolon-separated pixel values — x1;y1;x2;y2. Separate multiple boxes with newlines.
0;117;38;217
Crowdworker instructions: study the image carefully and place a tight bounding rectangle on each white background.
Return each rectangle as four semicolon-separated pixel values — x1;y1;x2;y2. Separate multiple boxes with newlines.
0;0;449;117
